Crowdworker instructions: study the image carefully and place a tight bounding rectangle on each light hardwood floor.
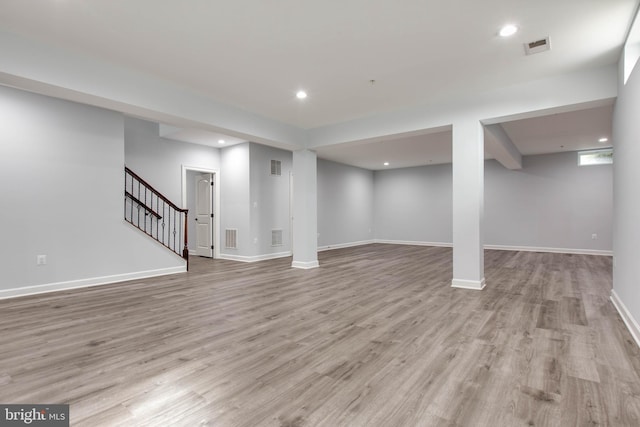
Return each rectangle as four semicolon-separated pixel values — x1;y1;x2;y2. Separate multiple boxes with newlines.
1;244;639;426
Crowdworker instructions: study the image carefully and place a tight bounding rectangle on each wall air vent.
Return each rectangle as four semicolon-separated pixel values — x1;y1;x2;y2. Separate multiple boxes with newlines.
270;159;282;176
225;229;238;249
524;37;551;55
271;229;283;247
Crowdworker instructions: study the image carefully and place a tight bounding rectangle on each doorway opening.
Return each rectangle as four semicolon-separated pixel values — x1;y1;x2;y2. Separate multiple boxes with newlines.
182;165;220;259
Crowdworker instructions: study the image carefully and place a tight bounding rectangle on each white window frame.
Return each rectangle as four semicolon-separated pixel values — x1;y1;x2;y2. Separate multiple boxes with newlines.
578;148;613;166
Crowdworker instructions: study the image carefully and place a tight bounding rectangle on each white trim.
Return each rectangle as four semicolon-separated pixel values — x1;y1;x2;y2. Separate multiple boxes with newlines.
578;148;613;166
318;240;375;252
219;251;292;263
484;244;613;256
373;240;612;256
181;165;221;260
291;260;320;269
0;266;186;300
610;289;640;348
375;239;453;247
451;278;486;290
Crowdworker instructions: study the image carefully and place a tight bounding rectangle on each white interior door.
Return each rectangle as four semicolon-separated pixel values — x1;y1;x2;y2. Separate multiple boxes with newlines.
195;173;213;257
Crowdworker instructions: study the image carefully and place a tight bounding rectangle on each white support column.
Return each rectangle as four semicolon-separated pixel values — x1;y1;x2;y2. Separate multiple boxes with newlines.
452;119;485;290
292;149;319;269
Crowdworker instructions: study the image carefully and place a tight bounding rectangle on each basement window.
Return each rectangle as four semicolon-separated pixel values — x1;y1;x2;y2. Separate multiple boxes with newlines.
578;148;613;166
624;8;640;84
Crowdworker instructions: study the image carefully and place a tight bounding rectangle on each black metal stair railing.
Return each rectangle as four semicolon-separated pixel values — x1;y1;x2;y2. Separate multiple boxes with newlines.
124;167;189;269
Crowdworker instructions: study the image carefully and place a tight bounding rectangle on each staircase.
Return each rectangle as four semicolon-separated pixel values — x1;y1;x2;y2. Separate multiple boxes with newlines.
124;167;189;269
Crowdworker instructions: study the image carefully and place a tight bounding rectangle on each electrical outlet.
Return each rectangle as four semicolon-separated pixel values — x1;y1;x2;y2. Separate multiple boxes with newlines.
591;233;598;240
37;255;47;266
253;237;258;244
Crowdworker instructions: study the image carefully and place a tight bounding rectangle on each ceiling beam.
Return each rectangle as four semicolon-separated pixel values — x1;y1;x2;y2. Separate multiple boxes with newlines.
0;30;305;150
0;29;618;155
484;124;522;170
307;65;617;148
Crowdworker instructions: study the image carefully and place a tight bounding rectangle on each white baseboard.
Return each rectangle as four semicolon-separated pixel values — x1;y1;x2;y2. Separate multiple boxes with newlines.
219;251;292;263
375;239;453;248
189;249;197;256
0;266;187;300
610;289;640;348
484;244;613;256
451;278;486;290
318;240;375;252
291;260;320;269
217;241;610;258
374;240;612;256
220;251;316;268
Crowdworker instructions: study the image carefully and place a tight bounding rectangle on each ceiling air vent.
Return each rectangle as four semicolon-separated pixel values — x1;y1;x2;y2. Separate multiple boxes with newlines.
524;37;551;55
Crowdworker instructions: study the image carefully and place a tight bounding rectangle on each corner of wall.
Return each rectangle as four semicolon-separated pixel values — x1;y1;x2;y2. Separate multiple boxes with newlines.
611;289;640;348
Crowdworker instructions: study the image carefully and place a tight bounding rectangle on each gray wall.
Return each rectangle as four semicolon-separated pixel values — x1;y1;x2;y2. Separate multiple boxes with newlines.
318;159;374;248
613;54;640;327
371;153;613;252
0;85;183;291
374;163;452;244
124;117;221;256
124;117;221;204
485;153;612;251
220;143;251;257
249;143;292;256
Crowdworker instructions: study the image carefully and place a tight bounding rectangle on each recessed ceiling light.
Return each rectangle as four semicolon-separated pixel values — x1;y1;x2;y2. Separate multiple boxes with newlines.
383;162;389;166
218;139;225;144
296;90;307;99
499;24;518;37
599;137;609;143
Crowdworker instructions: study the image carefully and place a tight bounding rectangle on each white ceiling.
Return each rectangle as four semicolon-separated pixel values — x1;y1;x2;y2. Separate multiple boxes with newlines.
314;104;614;170
501;104;614;156
0;0;633;169
159;124;247;148
316;130;453;170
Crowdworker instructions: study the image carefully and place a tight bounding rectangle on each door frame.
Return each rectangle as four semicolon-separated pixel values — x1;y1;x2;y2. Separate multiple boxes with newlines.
182;165;220;259
289;170;294;253
194;172;214;258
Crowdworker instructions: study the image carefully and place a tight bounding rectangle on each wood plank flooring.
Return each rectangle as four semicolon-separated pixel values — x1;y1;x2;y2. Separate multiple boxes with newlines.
1;244;639;426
